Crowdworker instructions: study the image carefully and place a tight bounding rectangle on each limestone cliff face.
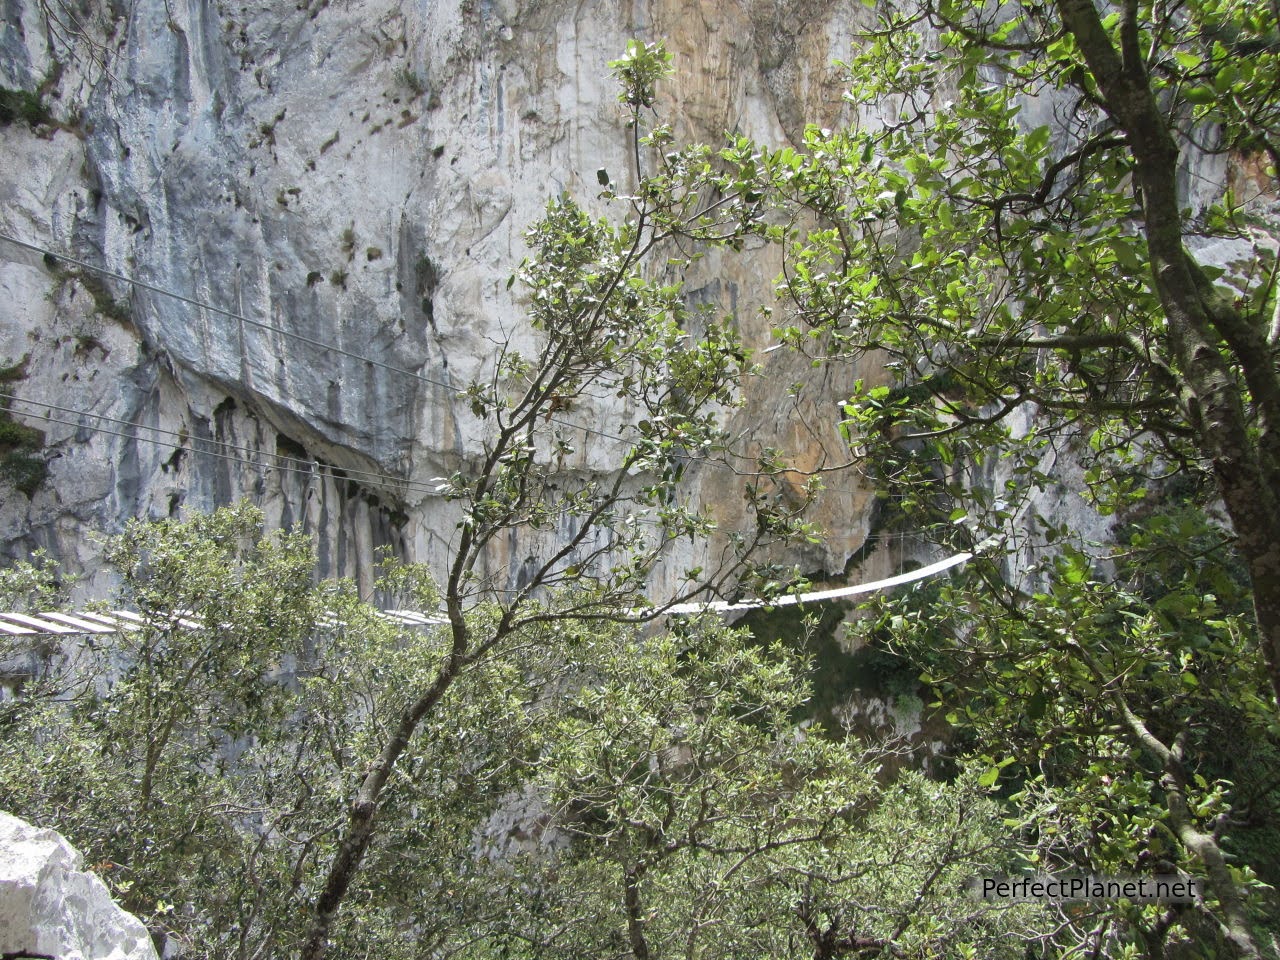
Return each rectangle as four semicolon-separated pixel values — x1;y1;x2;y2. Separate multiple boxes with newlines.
0;0;890;599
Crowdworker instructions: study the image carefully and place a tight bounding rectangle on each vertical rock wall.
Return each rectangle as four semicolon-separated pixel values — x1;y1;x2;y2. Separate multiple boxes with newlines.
0;0;889;599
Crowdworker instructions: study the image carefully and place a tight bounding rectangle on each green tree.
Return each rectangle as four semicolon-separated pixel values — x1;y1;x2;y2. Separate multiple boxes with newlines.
296;41;826;960
2;510;1051;959
0;509;551;959
619;2;1280;956
23;21;1280;956
0;505;325;956
0;550;71;720
476;615;1046;960
857;506;1278;958
746;0;1280;710
2;43;830;960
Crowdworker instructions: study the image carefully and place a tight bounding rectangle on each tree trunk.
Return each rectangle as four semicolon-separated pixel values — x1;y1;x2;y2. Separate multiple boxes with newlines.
297;657;461;960
1056;0;1280;712
1112;694;1262;960
623;865;652;960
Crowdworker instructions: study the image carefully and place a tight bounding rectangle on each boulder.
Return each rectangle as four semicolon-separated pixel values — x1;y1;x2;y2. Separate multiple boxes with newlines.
0;811;158;960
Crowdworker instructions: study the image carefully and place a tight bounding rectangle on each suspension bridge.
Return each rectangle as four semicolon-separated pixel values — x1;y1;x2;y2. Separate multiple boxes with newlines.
0;541;989;637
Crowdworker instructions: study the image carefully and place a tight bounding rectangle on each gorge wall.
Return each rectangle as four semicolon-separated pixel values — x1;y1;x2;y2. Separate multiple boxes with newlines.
0;0;895;601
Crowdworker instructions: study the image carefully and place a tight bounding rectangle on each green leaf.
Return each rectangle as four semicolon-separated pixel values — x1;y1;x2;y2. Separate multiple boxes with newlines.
1183;83;1217;105
1108;237;1144;272
1173;50;1202;71
1026;125;1051;154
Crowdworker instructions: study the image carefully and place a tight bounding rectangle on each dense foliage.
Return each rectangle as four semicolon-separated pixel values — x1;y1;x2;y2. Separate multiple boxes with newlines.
686;0;1280;954
0;505;1045;959
599;0;1280;954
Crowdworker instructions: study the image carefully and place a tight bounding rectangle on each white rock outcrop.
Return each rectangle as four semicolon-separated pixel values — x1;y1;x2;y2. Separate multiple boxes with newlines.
0;811;159;960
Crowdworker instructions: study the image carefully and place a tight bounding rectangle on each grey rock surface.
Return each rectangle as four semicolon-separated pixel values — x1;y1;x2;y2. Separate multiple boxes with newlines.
0;810;159;960
0;0;883;599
